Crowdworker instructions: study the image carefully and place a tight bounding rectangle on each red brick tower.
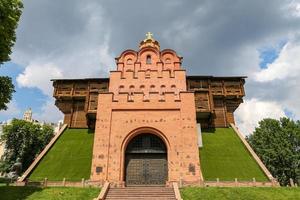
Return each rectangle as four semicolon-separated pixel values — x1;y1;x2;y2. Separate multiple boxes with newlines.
91;33;202;186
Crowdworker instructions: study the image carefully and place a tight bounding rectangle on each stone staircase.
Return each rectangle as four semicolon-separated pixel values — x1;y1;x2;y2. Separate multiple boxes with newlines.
104;186;176;200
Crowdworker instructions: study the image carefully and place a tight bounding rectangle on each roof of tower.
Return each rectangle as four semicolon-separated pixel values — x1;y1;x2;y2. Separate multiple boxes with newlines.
139;32;160;50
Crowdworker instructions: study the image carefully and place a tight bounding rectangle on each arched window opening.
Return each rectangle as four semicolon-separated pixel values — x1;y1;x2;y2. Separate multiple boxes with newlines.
165;58;171;64
160;85;166;95
171;85;178;95
140;85;145;93
126;58;133;65
119;85;125;93
129;85;135;95
150;85;155;92
126;134;167;153
171;85;176;91
146;55;151;64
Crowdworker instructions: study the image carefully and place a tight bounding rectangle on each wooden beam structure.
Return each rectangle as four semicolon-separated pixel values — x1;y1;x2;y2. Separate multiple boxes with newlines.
51;76;245;129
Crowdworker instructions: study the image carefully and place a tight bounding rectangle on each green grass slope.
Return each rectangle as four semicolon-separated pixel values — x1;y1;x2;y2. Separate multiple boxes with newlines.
29;129;94;181
181;187;300;200
200;128;268;181
0;186;100;200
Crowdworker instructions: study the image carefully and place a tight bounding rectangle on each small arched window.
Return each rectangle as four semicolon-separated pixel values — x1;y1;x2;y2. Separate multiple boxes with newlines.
140;85;145;93
150;85;155;92
165;58;171;64
126;58;133;65
171;85;178;95
160;85;166;95
119;85;125;93
146;55;151;64
129;85;135;95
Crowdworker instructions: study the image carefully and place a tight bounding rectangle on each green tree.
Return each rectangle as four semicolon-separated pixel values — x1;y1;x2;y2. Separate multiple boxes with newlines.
0;0;23;110
0;0;23;64
247;118;300;186
0;76;15;110
0;119;54;174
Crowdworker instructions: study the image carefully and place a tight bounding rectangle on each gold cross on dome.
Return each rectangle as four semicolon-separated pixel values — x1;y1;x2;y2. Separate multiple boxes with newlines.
146;32;153;40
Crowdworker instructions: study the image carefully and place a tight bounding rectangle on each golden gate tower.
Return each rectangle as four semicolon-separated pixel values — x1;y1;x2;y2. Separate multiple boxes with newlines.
90;33;203;186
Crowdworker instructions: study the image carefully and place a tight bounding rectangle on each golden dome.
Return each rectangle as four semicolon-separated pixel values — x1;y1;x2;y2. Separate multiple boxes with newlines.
139;32;160;50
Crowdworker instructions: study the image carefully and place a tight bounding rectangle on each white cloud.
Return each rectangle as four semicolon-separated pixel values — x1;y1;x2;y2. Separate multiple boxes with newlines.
286;0;300;17
16;62;62;95
254;41;300;82
33;98;63;123
249;38;300;121
13;0;115;95
0;100;21;121
235;98;286;135
6;0;300;126
11;0;115;123
54;36;115;79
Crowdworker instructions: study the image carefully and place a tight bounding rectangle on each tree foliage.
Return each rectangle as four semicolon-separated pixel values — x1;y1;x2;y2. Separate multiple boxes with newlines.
247;118;300;186
0;76;15;110
0;0;23;64
0;119;54;174
0;0;22;110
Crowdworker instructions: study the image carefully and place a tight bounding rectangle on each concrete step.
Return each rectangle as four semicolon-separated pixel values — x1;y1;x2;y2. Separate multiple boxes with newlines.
105;187;176;200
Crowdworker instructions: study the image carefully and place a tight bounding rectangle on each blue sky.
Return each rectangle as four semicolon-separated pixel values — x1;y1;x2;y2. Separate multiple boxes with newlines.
259;40;287;69
0;62;50;121
257;41;296;118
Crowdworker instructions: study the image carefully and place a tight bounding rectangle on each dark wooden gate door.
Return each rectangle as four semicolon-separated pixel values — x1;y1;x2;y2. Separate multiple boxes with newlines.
125;134;167;185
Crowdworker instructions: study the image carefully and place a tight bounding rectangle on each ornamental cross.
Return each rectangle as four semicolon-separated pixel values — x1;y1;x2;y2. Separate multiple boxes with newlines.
146;32;153;40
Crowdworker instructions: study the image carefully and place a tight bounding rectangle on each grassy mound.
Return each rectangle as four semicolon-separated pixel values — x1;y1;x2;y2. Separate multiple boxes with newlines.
0;186;100;200
29;129;94;181
200;128;268;181
181;187;300;200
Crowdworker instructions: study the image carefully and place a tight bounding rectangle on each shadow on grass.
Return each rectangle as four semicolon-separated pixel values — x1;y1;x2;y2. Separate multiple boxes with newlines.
0;186;43;200
68;128;95;134
87;129;95;134
202;128;216;133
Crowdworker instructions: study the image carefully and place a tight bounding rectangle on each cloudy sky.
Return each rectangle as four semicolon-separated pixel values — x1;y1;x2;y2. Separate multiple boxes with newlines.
1;0;300;135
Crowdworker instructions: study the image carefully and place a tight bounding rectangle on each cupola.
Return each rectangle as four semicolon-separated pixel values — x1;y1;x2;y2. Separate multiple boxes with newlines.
139;32;160;50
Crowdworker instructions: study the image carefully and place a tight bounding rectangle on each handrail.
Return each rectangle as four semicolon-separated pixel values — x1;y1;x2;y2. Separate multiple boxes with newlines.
230;123;275;182
173;182;183;200
94;182;110;200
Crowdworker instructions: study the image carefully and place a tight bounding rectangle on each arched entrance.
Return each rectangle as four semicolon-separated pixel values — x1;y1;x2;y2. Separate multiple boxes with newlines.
125;133;168;185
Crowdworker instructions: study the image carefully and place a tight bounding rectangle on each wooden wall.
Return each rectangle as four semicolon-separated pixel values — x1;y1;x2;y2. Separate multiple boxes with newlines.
187;77;245;128
53;79;109;128
52;76;245;129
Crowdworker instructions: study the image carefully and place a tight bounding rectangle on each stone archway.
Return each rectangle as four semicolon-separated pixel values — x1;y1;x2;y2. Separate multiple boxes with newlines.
124;133;168;185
